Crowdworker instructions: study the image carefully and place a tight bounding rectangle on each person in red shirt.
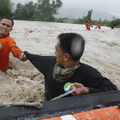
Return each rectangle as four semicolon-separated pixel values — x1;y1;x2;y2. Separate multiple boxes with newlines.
0;16;27;71
95;23;103;29
86;20;93;30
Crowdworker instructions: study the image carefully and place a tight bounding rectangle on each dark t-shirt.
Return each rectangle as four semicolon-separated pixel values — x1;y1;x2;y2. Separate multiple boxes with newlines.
24;52;118;100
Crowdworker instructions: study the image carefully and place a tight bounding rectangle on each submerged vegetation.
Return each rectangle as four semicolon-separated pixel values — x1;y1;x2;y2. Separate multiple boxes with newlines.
0;0;120;28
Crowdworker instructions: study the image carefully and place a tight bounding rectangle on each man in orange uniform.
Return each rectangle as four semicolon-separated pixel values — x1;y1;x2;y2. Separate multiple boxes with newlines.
86;20;93;30
95;23;103;29
0;16;27;71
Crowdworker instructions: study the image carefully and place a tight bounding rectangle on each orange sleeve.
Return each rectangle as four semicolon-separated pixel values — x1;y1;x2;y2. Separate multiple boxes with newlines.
98;24;100;27
90;23;93;27
9;41;23;58
86;23;88;27
0;36;23;70
98;24;103;27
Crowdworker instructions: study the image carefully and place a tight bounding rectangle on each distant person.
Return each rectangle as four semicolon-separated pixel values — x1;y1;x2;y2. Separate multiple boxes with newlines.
111;24;114;29
86;20;93;30
95;23;103;29
24;33;118;100
0;16;27;71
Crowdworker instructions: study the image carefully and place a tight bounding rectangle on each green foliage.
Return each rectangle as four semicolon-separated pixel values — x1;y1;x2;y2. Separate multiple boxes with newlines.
83;9;93;21
0;0;119;28
0;0;13;18
13;2;37;20
37;0;62;21
74;18;86;24
13;0;62;22
56;18;75;23
56;9;120;29
110;18;120;28
72;9;93;24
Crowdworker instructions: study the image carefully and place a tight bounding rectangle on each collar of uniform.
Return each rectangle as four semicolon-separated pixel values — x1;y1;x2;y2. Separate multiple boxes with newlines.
0;33;9;39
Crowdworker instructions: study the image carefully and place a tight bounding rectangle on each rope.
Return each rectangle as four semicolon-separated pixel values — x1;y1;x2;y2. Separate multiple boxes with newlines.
51;88;77;100
0;89;77;108
0;102;43;109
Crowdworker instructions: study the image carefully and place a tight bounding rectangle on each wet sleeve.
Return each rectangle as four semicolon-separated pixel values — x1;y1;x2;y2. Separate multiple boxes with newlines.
90;23;93;27
88;79;118;94
9;41;23;58
24;51;55;75
85;66;118;93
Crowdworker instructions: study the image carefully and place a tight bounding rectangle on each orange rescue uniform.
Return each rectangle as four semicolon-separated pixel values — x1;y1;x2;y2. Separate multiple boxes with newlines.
95;24;103;29
0;35;23;70
86;22;93;30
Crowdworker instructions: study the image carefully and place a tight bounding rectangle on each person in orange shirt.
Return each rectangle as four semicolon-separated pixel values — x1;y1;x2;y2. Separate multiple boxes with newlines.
95;23;103;29
0;16;27;71
86;20;93;30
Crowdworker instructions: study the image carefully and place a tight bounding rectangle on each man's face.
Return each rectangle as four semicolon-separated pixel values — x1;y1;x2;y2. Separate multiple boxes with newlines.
0;18;13;37
54;41;66;67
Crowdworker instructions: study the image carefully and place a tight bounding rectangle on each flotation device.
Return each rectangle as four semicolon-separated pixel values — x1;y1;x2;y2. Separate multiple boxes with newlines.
0;90;120;120
39;105;120;120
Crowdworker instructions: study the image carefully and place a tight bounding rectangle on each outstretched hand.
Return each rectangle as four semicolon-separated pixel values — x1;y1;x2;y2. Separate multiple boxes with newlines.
70;82;89;96
19;53;27;61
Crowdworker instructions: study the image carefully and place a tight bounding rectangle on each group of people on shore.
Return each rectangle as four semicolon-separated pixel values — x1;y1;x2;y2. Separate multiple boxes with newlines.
0;16;118;100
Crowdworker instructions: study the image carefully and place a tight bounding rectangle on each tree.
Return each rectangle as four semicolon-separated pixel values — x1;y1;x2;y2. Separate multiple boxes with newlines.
13;0;62;21
111;18;120;28
83;9;93;22
37;0;63;21
0;0;14;18
13;2;37;20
